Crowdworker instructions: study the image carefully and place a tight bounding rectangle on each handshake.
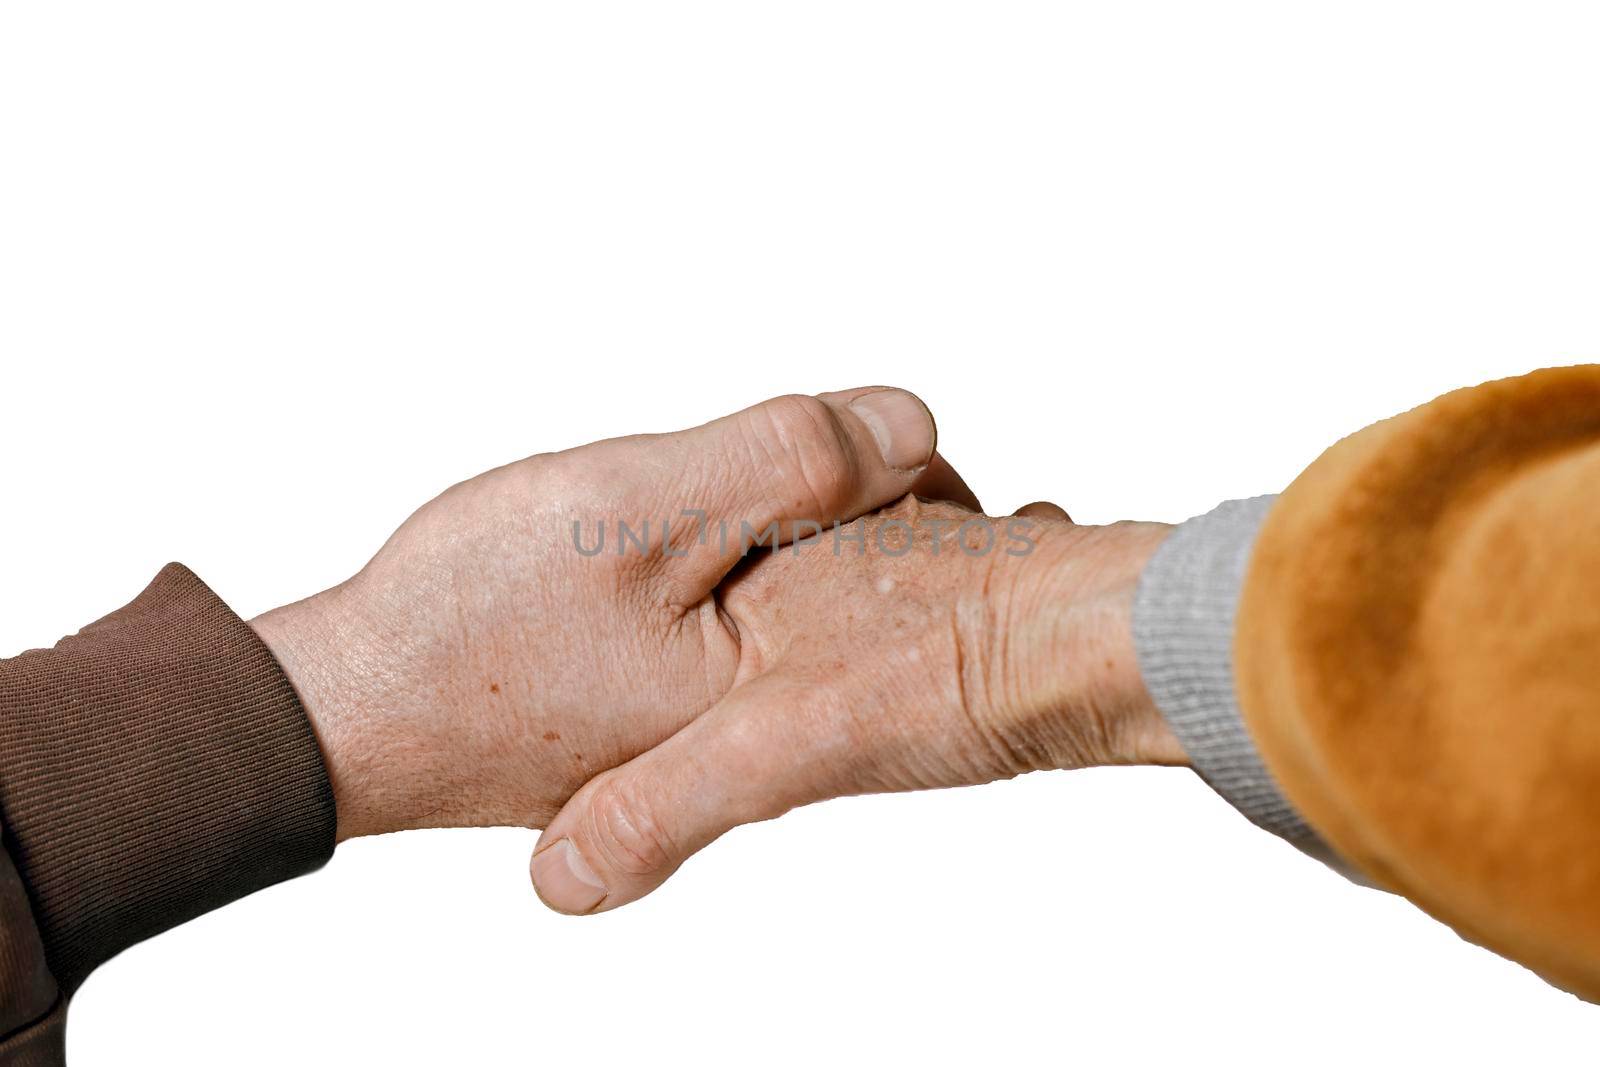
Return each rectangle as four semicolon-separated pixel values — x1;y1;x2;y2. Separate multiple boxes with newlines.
9;366;1592;1060
253;386;1185;915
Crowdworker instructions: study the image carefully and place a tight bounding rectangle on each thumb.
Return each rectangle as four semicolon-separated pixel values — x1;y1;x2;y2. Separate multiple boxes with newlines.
530;677;827;915
655;387;939;604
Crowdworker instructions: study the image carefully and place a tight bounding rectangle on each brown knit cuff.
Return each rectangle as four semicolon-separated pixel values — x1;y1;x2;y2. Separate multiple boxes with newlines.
0;841;58;1045
0;564;336;993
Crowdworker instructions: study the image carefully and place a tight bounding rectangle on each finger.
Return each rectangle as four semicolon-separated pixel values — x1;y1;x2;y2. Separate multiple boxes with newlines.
911;452;983;511
530;676;829;915
1013;500;1072;523
660;387;938;601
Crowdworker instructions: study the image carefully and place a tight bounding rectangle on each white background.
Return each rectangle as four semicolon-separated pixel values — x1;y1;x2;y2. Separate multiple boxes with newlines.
3;2;1598;1062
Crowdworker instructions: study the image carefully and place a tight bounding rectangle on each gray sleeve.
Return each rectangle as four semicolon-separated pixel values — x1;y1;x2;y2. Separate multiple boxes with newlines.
1132;497;1321;847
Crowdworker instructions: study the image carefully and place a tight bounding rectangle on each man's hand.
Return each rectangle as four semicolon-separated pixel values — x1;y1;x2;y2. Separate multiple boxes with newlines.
252;388;973;841
529;499;1185;913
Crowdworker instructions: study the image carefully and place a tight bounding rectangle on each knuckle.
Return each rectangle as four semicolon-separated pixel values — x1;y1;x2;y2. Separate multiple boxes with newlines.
586;778;675;877
747;394;858;517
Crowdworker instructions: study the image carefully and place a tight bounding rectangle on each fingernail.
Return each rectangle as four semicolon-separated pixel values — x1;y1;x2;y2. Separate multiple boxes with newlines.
848;389;935;471
532;839;608;914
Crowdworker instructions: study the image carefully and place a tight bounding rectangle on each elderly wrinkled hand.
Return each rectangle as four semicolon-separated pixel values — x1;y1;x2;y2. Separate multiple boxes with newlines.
530;496;1185;913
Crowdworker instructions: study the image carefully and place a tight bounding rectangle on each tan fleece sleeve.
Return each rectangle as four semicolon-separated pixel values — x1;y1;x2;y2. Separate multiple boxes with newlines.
1235;364;1600;999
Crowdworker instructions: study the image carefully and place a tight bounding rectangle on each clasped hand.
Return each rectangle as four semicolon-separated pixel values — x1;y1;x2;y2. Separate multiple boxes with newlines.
252;387;1183;915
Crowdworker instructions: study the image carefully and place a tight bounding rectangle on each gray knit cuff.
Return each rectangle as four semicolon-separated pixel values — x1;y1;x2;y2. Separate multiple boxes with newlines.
1133;497;1318;845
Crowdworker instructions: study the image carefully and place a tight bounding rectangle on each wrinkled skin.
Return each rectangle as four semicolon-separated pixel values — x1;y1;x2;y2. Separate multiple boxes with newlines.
722;498;1177;792
255;388;975;839
252;388;1183;918
531;497;1182;913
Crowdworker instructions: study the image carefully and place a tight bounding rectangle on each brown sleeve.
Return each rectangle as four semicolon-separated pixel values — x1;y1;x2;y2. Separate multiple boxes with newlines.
1235;364;1600;998
0;844;62;1064
0;563;336;1049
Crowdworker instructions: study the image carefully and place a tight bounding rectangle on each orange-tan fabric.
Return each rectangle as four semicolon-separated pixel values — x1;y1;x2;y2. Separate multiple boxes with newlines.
1237;364;1600;998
